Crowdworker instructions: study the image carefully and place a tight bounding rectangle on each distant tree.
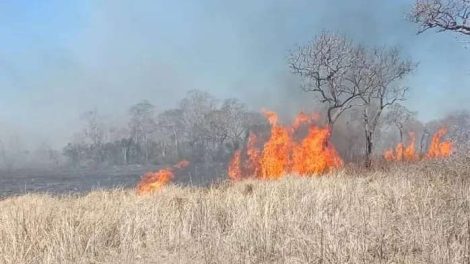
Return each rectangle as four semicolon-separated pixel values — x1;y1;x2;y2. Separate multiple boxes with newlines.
212;99;247;146
79;109;107;165
383;103;417;143
176;90;253;163
63;142;88;168
157;109;185;162
128;100;157;164
81;109;106;147
180;90;218;161
106;126;132;165
289;32;366;127
359;49;415;166
410;0;470;36
438;110;470;155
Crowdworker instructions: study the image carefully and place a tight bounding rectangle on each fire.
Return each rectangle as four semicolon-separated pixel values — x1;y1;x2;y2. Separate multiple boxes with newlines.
292;111;313;130
228;150;242;181
136;160;189;195
426;128;453;158
260;111;292;179
246;132;261;177
292;126;342;175
384;128;452;161
228;110;342;180
384;132;418;161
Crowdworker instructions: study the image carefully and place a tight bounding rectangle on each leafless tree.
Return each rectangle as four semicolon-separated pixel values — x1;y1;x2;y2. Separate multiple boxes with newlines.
214;99;247;146
289;32;415;165
179;90;218;161
128;100;157;164
157;109;185;162
438;110;470;155
383;103;417;143
410;0;470;35
359;48;415;166
289;32;365;127
76;109;108;165
81;109;106;147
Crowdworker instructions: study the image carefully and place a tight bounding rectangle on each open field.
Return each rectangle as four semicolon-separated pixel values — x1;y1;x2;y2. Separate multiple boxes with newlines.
1;158;469;264
0;163;225;197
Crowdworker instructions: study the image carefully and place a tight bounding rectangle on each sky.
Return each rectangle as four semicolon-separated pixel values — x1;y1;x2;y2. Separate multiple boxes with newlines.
0;0;469;148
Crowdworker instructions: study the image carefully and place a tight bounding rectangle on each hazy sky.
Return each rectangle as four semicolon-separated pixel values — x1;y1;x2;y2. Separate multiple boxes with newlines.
0;0;469;147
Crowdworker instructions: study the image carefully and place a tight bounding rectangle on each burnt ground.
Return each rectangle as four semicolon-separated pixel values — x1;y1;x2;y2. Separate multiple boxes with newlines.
0;163;227;198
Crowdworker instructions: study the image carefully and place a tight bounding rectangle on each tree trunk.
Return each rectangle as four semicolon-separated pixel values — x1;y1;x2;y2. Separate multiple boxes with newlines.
327;107;337;128
172;128;179;160
364;130;373;168
363;108;373;168
399;128;403;144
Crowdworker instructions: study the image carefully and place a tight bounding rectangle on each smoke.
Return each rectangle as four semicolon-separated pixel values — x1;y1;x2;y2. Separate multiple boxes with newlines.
0;0;469;151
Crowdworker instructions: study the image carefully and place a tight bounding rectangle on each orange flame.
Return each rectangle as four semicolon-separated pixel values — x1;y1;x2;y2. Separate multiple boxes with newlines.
385;128;453;162
384;132;418;161
228;110;342;180
291;112;321;131
246;132;261;177
136;160;189;195
260;111;292;179
426;128;453;158
228;150;242;181
292;126;342;175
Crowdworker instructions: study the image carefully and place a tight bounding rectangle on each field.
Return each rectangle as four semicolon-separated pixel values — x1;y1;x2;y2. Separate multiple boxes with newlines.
1;158;469;264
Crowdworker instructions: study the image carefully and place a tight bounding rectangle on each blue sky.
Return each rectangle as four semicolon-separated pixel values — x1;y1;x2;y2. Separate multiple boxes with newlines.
0;0;469;147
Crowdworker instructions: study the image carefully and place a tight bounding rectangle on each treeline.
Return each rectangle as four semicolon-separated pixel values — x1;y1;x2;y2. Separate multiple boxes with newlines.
0;89;467;172
59;89;470;170
62;90;267;168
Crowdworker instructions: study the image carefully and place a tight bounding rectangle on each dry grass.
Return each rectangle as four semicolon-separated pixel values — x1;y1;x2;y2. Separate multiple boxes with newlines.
1;158;470;264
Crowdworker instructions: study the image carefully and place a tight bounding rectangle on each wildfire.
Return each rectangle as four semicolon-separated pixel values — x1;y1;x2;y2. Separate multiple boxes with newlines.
384;128;452;161
384;132;418;161
426;128;453;158
136;160;189;195
291;126;342;176
228;150;242;181
260;110;292;179
228;110;342;180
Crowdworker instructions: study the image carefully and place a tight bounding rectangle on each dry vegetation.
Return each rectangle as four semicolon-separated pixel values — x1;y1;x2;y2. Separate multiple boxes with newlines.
1;158;470;264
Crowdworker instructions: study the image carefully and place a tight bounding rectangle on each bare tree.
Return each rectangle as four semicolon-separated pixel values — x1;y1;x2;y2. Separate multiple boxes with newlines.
157;109;185;162
179;90;218;161
215;99;247;146
410;0;470;35
81;109;106;147
383;103;416;143
438;110;470;155
128;100;157;164
359;48;414;166
289;32;366;127
78;109;108;165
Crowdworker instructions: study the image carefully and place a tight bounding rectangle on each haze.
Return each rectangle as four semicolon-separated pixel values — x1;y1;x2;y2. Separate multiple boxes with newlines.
0;0;469;148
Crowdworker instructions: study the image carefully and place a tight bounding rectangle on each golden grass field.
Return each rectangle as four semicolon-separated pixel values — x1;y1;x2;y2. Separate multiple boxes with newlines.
1;158;470;264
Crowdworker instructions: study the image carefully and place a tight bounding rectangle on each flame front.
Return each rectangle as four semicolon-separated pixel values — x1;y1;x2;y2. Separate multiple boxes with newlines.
246;132;261;177
136;160;189;195
228;150;242;181
384;132;418;161
228;110;342;180
426;128;453;158
260;111;292;179
136;169;174;194
292;126;342;175
384;128;452;161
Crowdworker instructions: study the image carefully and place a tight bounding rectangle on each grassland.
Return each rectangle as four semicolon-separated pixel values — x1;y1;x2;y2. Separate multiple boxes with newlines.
1;157;469;264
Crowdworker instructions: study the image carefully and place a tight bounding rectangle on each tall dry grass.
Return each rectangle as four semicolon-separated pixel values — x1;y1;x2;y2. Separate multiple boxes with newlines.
1;157;470;264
